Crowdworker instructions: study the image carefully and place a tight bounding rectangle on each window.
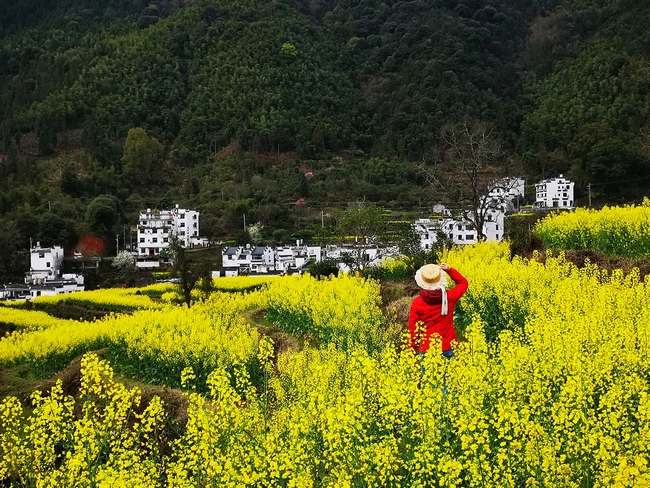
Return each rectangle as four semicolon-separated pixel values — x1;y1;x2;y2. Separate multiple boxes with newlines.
39;253;45;258
457;224;462;230
152;238;157;243
496;224;499;230
193;223;197;228
163;237;168;243
466;235;473;240
140;238;145;243
180;213;185;219
496;234;499;240
193;215;197;220
180;231;185;236
457;235;463;240
141;221;146;225
180;222;185;227
46;262;50;267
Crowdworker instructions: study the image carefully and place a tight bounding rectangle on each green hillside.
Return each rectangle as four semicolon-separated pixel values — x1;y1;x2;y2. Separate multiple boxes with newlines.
1;0;649;279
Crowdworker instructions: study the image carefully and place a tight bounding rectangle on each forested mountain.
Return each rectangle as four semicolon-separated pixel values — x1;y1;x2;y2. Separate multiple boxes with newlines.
1;0;649;279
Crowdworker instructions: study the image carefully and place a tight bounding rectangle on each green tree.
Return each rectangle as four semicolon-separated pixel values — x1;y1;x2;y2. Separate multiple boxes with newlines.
0;220;25;281
169;235;199;308
86;195;120;250
396;222;452;274
198;263;214;301
121;127;163;182
333;203;389;275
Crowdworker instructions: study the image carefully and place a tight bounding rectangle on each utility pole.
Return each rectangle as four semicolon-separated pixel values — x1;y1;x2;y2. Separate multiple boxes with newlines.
116;234;119;254
321;209;324;228
587;183;592;208
243;214;246;232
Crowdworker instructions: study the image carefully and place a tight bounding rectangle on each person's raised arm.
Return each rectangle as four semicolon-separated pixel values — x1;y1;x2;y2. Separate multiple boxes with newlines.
440;263;468;302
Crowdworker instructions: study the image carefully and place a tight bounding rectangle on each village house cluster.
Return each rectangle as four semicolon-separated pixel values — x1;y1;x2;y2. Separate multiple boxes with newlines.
221;241;321;276
414;175;574;251
1;175;577;295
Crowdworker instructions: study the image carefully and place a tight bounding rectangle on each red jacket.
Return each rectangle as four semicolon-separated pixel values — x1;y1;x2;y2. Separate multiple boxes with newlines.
407;267;468;353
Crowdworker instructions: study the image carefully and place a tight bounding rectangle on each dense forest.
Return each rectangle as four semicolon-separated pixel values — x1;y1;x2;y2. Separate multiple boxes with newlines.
1;0;649;280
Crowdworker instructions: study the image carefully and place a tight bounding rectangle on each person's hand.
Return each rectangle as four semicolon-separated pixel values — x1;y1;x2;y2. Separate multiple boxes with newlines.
439;262;450;271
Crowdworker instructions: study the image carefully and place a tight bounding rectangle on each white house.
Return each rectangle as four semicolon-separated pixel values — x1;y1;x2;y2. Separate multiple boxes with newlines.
222;245;276;276
1;243;84;301
137;205;202;258
415;208;505;249
28;244;64;281
275;242;322;273
324;244;398;273
487;177;525;199
221;242;322;276
535;175;575;209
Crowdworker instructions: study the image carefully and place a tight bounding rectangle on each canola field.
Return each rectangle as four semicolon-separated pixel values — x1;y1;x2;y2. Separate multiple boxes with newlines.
535;197;650;258
2;245;650;487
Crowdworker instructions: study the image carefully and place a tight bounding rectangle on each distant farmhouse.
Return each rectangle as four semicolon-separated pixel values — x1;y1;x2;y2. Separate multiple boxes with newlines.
219;240;398;277
414;177;524;249
136;205;209;268
535;175;575;209
221;241;321;276
414;207;504;249
485;177;525;212
324;244;395;273
1;243;84;300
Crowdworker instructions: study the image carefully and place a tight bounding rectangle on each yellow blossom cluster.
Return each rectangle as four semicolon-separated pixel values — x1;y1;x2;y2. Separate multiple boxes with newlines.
369;256;412;281
2;244;650;486
535;197;650;257
0;306;81;332
265;273;385;350
212;275;278;292
165;243;650;486
6;286;167;312
160;276;277;303
0;354;164;486
0;291;266;384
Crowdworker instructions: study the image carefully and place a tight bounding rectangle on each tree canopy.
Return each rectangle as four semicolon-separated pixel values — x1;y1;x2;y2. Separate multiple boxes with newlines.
0;0;649;279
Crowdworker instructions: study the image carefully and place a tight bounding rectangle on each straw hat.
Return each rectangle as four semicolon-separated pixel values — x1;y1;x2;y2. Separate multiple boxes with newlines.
415;264;448;290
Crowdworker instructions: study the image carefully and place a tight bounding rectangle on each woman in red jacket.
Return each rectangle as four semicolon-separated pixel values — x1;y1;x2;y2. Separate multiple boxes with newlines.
407;262;468;359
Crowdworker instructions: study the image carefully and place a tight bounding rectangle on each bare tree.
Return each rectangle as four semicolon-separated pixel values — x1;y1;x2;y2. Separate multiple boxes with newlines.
419;119;519;240
640;127;650;159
